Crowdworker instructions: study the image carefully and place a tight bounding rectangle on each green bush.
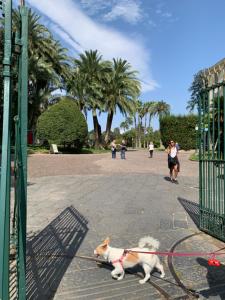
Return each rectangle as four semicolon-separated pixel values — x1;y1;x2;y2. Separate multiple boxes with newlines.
37;98;88;150
160;114;198;150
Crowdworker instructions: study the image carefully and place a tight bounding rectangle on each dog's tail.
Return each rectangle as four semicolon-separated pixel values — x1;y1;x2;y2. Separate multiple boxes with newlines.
138;236;160;250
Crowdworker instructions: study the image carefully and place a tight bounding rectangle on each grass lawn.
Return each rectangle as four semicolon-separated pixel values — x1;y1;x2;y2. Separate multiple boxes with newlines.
28;145;110;155
189;152;199;161
28;145;49;154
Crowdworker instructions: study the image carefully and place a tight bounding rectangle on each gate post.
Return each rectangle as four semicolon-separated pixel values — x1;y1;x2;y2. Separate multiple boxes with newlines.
0;1;28;299
17;5;28;299
0;1;12;299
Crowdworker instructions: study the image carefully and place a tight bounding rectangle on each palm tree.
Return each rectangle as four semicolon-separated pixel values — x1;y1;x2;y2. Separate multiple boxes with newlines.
147;101;157;128
73;50;110;148
135;100;144;148
154;100;170;148
120;121;129;133
13;9;71;131
154;100;170;121
104;58;140;144
67;67;88;118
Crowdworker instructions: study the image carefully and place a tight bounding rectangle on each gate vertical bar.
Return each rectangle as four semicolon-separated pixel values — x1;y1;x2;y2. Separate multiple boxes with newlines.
199;92;203;228
17;5;28;300
223;85;225;222
0;0;12;299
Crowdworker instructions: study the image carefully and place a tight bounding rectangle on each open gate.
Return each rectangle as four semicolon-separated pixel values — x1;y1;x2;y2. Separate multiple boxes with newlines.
199;63;225;241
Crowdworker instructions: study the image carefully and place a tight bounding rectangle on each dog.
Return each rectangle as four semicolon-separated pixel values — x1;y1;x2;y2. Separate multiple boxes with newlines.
94;236;165;284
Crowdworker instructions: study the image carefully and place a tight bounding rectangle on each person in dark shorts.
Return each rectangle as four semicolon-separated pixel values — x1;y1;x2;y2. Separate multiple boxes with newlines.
120;140;127;159
110;140;117;159
148;141;154;158
166;140;179;183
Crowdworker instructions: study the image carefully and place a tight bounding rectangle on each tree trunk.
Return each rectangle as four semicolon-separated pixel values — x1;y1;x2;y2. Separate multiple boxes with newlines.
144;115;147;148
105;111;114;145
134;115;138;148
92;109;102;148
148;114;152;128
138;116;142;148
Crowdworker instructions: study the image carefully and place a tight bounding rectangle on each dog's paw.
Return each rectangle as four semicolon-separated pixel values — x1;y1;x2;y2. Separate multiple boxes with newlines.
139;279;146;284
117;276;124;281
160;274;165;278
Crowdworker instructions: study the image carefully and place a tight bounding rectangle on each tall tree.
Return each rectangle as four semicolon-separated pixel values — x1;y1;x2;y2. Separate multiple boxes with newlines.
12;9;71;131
147;101;157;128
104;58;140;144
187;70;207;112
154;100;170;121
73;50;109;148
135;100;144;148
120;121;129;133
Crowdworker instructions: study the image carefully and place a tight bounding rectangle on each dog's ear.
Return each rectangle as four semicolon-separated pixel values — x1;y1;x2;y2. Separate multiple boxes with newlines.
102;237;110;246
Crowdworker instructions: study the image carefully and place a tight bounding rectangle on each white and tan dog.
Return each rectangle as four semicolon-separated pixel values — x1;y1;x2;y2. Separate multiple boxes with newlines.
94;236;165;284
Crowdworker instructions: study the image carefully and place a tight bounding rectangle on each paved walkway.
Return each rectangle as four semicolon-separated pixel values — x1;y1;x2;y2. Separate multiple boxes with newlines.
26;150;225;300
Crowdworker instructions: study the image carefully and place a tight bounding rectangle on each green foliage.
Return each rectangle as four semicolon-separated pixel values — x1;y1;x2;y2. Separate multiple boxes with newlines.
145;129;161;148
187;70;206;112
189;152;199;161
160;114;198;150
113;127;121;139
122;128;136;146
37;98;88;150
28;145;49;154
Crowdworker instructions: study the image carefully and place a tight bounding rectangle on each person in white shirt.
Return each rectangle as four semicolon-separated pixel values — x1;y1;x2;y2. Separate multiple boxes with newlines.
111;140;117;159
166;140;179;183
148;142;154;158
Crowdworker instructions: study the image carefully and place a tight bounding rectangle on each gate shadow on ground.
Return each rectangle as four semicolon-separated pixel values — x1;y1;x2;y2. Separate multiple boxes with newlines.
26;206;88;300
178;197;200;228
197;258;225;299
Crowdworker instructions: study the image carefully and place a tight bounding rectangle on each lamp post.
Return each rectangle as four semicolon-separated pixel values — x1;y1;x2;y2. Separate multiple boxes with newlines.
195;125;199;154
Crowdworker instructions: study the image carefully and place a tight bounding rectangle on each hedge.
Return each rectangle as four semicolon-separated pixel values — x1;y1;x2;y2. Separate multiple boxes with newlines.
37;98;88;150
160;114;198;150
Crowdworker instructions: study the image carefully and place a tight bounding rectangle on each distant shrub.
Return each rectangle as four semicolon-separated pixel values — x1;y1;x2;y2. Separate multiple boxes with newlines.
160;114;198;150
37;98;88;150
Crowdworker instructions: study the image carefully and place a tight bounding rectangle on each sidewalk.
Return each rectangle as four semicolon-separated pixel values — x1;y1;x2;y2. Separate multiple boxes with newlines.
26;151;225;299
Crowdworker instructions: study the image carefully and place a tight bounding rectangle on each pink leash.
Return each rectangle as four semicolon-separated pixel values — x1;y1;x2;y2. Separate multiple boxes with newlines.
124;249;225;266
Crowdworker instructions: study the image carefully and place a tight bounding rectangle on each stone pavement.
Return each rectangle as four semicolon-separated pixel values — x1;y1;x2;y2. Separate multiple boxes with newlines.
26;150;225;300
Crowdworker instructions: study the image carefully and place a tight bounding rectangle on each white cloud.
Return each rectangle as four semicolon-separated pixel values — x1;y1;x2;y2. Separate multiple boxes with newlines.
103;0;142;24
80;0;112;16
26;0;157;92
79;0;142;24
162;12;172;18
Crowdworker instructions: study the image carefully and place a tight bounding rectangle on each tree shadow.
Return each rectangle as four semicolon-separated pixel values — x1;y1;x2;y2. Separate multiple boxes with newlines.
178;197;200;228
26;206;88;300
197;257;225;299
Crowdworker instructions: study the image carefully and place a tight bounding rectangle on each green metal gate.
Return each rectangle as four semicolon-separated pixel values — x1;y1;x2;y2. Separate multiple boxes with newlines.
0;1;28;299
199;72;225;241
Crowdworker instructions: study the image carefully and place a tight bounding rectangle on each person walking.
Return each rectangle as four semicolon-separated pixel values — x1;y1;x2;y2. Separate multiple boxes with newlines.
148;142;154;158
166;140;179;183
111;140;117;159
175;142;180;172
120;140;127;159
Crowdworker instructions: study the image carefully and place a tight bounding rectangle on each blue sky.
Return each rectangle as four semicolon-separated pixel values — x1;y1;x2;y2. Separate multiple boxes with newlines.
25;0;225;131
